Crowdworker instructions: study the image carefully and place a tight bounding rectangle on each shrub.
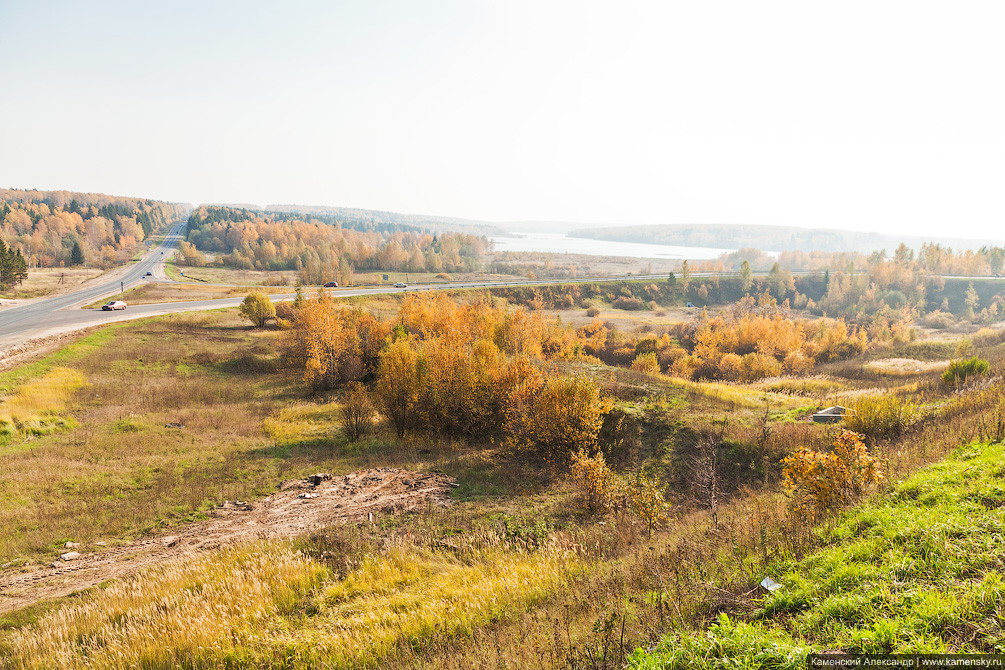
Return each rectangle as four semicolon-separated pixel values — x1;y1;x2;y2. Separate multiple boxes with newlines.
506;375;611;458
717;352;743;381
569;449;623;514
844;395;917;444
628;470;671;536
586;306;601;317
239;292;276;327
630;352;660;376
435;272;452;280
612;296;646;310
339;382;374;443
942;356;990;387
920;310;955;329
740;352;782;382
274;301;297;322
781;429;884;516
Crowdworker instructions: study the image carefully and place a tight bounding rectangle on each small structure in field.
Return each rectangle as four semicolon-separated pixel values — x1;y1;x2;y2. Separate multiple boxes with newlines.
812;406;853;423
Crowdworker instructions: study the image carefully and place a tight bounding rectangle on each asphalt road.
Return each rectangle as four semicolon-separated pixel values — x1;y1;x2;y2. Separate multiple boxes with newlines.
15;233;1000;352
0;219;191;345
0;236;686;348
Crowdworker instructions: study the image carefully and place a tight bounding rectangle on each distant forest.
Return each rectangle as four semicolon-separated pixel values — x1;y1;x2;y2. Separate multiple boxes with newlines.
569;223;1001;255
0;189;189;269
183;206;489;283
259;204;504;237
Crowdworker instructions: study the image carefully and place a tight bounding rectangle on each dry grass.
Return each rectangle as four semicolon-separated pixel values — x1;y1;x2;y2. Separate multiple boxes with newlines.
1;295;1002;669
864;357;949;376
85;282;291;306
0;267;108;300
1;537;574;669
0;367;85;442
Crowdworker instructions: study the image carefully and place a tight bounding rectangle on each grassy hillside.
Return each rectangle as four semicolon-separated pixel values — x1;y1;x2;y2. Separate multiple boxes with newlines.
629;440;1005;669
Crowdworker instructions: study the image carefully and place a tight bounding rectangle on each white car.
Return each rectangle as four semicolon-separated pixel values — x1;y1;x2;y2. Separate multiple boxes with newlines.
102;300;127;311
393;282;408;288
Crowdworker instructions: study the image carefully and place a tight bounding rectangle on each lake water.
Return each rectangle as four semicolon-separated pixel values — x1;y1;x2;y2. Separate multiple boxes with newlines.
489;232;731;260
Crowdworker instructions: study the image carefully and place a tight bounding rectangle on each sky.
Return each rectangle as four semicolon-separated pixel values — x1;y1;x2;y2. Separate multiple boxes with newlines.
1;1;1003;239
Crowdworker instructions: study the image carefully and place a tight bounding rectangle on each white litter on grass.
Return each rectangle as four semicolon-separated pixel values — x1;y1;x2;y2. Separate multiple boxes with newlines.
760;577;783;592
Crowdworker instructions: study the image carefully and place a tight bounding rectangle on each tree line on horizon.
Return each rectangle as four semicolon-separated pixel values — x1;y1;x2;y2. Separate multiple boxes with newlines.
0;188;188;270
181;206;489;282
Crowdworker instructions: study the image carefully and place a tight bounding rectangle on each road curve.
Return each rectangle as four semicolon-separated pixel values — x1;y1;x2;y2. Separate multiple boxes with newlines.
0;219;188;345
13;249;942;353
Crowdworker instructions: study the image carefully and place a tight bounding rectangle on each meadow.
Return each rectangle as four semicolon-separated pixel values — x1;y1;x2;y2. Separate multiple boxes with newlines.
0;285;1003;668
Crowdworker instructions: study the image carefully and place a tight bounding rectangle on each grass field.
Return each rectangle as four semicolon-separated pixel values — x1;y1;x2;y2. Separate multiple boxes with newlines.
0;267;109;300
629;439;1005;668
0;292;1003;668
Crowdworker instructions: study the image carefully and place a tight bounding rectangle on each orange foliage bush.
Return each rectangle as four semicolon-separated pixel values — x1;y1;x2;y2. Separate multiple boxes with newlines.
781;429;885;516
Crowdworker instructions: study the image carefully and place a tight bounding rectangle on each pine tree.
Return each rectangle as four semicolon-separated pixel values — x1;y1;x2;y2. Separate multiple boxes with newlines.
70;240;85;266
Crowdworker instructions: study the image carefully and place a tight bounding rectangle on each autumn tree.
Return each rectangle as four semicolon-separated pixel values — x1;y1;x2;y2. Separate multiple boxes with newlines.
680;260;691;293
340;382;374;443
740;260;753;293
570;449;624;514
781;429;884;516
282;298;390;393
373;339;428;437
628;470;671;536
239;292;275;327
505;375;611;458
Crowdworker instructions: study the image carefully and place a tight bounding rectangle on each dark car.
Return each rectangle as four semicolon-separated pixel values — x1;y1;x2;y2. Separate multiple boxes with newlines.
144;271;152;276
323;281;338;288
102;300;127;311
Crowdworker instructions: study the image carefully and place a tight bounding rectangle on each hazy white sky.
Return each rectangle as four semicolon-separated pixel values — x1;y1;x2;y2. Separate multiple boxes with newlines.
1;1;1003;238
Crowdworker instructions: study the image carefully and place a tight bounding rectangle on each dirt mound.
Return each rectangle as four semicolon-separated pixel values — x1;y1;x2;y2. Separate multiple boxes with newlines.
0;467;455;614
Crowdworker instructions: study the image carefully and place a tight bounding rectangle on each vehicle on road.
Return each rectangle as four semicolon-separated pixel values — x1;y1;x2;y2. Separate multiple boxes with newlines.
144;271;152;276
323;281;338;288
394;282;408;288
101;301;127;311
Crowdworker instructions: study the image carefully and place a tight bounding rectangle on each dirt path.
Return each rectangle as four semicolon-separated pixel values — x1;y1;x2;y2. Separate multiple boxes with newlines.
0;467;455;615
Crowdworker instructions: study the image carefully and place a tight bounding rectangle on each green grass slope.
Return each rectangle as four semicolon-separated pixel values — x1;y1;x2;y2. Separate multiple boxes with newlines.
630;440;1005;669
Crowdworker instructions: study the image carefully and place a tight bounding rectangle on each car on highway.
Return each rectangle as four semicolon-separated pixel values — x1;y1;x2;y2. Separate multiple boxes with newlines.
323;281;338;288
393;282;407;288
144;271;152;276
101;300;127;311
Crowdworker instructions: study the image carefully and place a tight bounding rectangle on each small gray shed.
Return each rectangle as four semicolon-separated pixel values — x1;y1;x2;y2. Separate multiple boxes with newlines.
812;406;854;424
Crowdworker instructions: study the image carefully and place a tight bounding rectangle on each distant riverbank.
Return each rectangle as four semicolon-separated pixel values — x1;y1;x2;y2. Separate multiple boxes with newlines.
489;232;731;260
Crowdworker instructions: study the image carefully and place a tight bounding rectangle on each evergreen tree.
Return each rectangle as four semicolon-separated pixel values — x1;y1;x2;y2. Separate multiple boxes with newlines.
70;240;85;266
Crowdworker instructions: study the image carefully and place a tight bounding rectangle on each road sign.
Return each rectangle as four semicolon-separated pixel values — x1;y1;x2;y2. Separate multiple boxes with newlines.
382;274;389;281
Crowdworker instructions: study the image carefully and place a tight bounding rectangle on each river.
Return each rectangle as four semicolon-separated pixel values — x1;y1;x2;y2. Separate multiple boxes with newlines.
489;232;732;260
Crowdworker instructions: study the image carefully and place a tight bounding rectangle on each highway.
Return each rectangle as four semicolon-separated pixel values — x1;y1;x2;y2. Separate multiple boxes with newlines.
0;219;191;345
9;228;999;353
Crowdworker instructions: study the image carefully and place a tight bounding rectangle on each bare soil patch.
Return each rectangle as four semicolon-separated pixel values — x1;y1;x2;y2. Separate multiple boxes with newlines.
0;467;455;614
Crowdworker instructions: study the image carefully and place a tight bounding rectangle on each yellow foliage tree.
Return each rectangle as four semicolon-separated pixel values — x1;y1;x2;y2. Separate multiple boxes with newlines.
628;470;671;536
506;375;611;458
373;339;428;438
569;449;624;514
238;292;275;328
781;429;885;516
